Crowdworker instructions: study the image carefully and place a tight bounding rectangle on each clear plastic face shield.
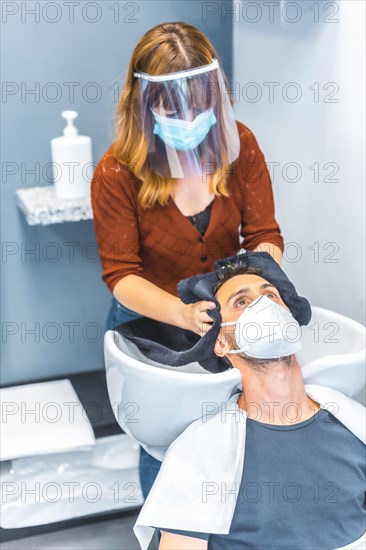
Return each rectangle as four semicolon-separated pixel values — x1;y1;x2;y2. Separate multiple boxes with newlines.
133;58;241;179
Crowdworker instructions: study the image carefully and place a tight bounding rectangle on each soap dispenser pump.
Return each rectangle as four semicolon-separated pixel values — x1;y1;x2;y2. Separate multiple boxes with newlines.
51;111;93;200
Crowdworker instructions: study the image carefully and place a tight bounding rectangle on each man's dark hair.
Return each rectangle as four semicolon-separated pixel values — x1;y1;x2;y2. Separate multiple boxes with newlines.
213;257;262;295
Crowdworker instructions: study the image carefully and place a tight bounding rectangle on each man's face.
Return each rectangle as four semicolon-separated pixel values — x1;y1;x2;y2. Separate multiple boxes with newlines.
214;274;289;358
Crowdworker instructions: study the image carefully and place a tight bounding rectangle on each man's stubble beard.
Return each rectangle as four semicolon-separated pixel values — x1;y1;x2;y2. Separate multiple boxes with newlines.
226;333;292;373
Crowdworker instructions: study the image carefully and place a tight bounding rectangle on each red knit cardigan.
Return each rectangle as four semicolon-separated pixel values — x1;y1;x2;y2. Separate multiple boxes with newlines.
91;120;284;297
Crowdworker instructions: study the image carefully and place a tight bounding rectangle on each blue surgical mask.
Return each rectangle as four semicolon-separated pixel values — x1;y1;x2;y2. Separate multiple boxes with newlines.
150;107;217;151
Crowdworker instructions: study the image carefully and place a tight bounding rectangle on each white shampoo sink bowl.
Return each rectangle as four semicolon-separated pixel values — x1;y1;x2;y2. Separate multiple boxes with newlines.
104;306;365;461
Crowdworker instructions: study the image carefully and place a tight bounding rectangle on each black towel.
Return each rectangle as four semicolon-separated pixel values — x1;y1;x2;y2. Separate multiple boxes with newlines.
114;251;311;373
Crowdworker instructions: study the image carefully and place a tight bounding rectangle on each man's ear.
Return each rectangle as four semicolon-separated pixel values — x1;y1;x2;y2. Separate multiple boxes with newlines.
214;330;233;358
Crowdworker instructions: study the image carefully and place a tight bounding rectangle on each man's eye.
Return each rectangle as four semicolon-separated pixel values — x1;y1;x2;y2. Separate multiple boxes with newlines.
267;292;278;299
235;298;247;307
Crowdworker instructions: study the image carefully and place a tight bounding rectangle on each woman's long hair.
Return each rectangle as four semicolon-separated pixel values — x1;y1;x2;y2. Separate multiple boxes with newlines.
112;21;237;209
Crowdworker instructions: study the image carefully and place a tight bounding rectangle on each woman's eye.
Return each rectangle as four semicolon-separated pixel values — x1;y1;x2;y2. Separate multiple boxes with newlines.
165;106;179;115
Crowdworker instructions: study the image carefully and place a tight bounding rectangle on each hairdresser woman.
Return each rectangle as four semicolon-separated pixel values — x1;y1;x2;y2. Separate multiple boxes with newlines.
91;21;284;500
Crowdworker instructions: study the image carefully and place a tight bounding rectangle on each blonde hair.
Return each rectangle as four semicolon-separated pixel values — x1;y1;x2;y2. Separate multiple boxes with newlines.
112;21;236;209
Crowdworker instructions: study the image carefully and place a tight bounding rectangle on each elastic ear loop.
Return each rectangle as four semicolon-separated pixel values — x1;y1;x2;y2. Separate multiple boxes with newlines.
220;320;243;355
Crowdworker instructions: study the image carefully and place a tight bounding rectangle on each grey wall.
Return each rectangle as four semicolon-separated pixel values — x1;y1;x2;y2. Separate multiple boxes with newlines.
233;0;365;324
233;0;365;405
1;1;233;385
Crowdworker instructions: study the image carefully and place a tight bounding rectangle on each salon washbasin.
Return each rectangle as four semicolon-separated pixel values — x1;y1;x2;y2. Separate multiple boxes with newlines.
104;332;241;461
296;307;365;398
104;306;365;461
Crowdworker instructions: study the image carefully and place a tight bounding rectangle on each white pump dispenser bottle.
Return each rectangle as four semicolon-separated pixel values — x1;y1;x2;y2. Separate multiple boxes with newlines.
51;111;93;199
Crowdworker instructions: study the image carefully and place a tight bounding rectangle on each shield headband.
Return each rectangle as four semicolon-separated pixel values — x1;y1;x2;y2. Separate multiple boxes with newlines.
133;58;241;179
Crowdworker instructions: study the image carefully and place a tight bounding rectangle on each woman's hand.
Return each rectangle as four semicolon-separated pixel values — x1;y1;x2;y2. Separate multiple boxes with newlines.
180;300;216;337
113;275;218;333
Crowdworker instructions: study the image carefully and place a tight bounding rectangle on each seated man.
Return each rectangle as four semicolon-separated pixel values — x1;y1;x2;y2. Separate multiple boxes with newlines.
134;258;365;550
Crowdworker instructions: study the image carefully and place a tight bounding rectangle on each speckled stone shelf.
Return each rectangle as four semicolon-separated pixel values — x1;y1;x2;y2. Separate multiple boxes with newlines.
15;185;93;226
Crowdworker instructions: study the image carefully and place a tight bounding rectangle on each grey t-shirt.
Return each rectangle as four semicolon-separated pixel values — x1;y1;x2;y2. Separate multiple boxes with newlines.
157;408;366;549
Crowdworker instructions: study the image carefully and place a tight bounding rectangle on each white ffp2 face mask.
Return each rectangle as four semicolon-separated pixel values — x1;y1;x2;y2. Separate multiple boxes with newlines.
220;295;302;359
